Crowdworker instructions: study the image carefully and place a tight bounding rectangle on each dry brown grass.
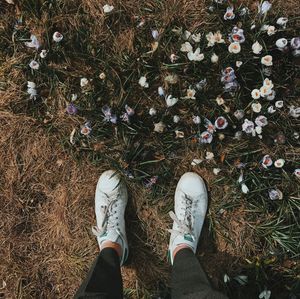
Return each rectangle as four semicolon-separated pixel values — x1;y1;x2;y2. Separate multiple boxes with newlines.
0;109;259;298
0;0;299;298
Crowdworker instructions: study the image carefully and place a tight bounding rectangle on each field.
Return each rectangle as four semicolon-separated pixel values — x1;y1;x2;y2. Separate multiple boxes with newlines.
0;0;299;298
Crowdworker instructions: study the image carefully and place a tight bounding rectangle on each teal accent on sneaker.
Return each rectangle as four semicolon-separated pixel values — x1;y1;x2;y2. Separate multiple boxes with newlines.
167;250;171;263
184;234;193;242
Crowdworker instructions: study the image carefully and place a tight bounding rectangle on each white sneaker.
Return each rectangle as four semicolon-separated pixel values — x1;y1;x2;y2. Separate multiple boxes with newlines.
168;172;208;265
92;170;129;266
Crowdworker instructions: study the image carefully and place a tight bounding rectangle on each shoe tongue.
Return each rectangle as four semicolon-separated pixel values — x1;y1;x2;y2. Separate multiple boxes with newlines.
101;229;119;243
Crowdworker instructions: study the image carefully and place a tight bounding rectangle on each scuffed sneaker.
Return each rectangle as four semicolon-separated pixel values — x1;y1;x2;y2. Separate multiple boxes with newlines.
92;170;129;266
168;172;208;265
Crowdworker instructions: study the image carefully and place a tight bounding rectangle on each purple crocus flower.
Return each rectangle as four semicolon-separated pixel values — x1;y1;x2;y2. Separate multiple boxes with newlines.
66;103;78;115
291;37;300;49
102;105;112;117
81;122;92;136
110;114;117;124
145;176;158;188
291;37;300;56
121;112;129;123
125;104;135;116
102;105;117;124
229;27;245;43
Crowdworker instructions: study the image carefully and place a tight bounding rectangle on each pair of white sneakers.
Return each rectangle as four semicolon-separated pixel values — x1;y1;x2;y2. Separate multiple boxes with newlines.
92;170;208;266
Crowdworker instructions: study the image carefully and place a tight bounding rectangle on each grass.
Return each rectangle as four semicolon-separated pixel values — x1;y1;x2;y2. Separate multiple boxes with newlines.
0;0;300;298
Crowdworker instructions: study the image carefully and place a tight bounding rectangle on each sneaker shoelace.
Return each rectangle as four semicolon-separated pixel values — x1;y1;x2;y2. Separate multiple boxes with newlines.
92;192;121;238
168;193;196;242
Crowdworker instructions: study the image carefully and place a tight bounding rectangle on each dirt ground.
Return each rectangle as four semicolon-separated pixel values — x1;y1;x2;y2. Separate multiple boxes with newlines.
0;0;299;298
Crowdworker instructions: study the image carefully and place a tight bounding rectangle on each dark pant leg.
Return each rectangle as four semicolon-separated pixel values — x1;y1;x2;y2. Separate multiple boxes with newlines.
74;248;123;299
171;248;228;299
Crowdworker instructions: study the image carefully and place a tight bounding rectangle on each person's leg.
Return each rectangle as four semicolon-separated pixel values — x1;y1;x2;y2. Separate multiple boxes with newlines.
171;248;228;299
168;172;228;299
74;248;122;299
74;170;129;299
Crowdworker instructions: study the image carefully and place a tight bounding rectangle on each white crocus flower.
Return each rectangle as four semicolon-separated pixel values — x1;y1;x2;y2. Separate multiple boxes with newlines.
266;90;276;101
149;108;157;116
80;77;89;87
205;151;214;160
154;121;166;133
175;130;185;138
276;17;288;28
158;86;165;96
255;115;268;127
267;25;276;36
25;34;40;49
262;155;273;168
255;126;262;135
252;41;263;54
234;110;244;120
259;1;272;14
151;29;159;40
206;32;215;47
236;61;243;67
187;48;204;61
183;88;196;99
211;53;219;63
53;31;63;42
182;30;191;40
71;94;78;101
268;106;276;114
223;274;230;283
103;4;114;13
263;78;274;89
29;60;39;70
228;42;241;54
216;96;224;105
138;76;149;88
261;24;269;32
288;105;300;118
214;31;225;44
238;172;250;194
40;49;48;58
275;100;284;108
192;115;201;124
251;102;262;113
213;168;221;175
27;81;36;89
261;55;273;66
166;95;178;107
99;72;106;80
206;31;224;46
294;169;300;178
241;183;249;194
180;41;193;52
268;189;283;200
215;116;228;129
173;115;180;123
276;38;288;49
27;81;37;99
191;33;201;43
274;159;285;168
224;6;235;20
260;86;272;97
251;89;261;99
242;119;255;134
170;53;178;63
